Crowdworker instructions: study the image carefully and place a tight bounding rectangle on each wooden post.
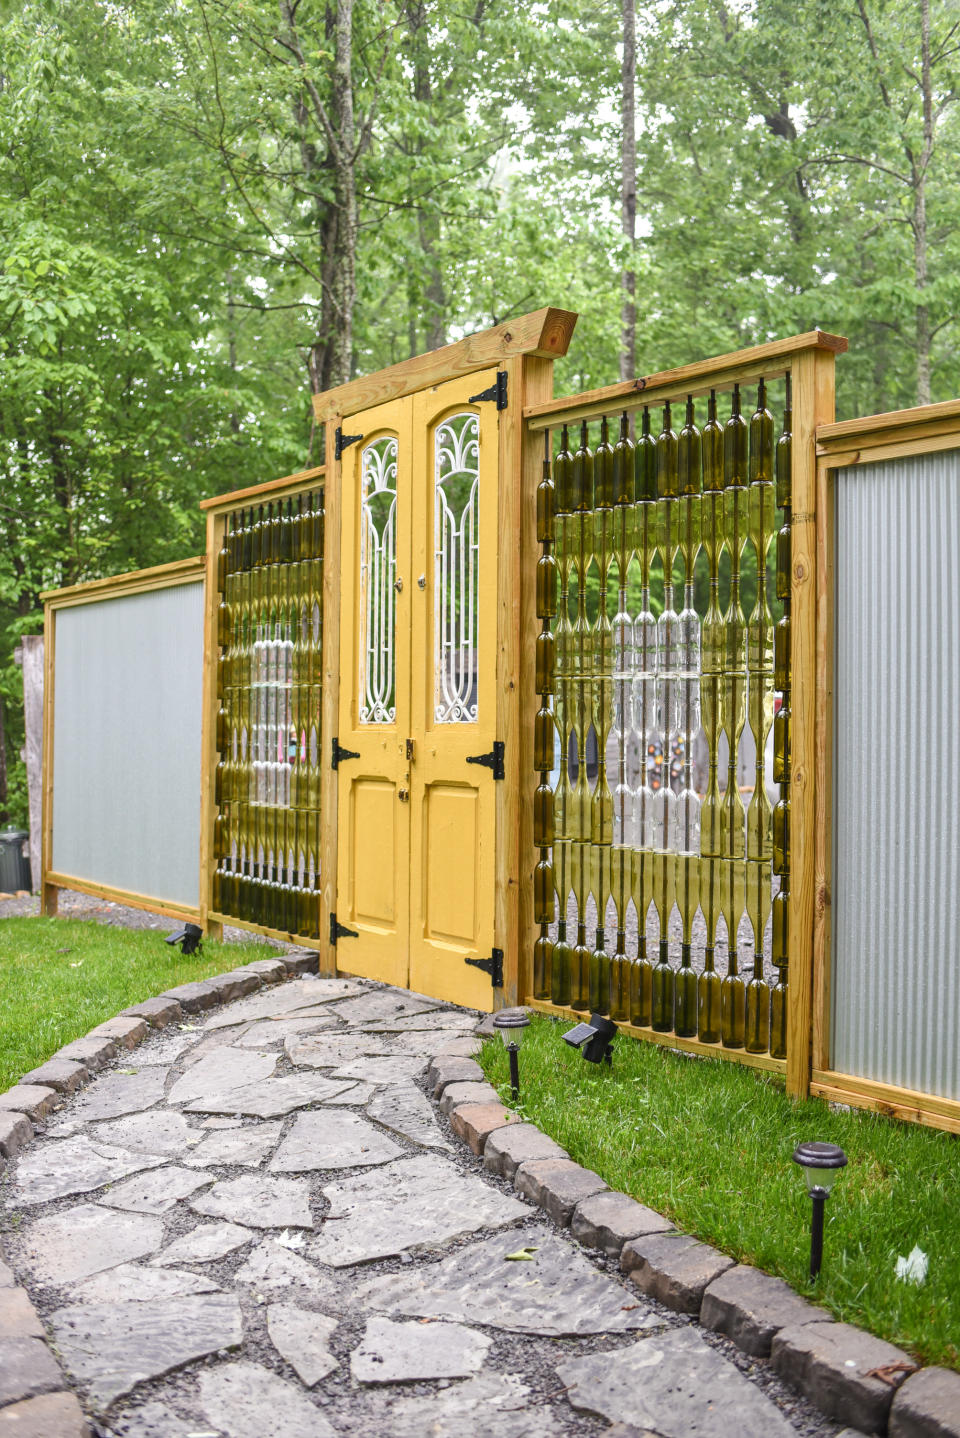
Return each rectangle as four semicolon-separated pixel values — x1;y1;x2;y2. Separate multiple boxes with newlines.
318;420;341;978
199;510;224;941
514;358;555;1006
787;348;836;1098
18;635;44;894
40;603;58;916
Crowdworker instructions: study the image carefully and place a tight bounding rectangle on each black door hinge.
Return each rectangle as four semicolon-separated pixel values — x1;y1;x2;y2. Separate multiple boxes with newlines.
330;912;359;945
469;371;508;410
331;737;361;769
466;740;505;780
465;947;504;988
335;427;363;460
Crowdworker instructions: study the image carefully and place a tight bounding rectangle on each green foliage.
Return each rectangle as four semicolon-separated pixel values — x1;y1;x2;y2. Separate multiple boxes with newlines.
481;1015;960;1370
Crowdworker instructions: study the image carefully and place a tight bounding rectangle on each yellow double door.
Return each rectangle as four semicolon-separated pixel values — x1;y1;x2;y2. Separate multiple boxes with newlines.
335;371;501;1010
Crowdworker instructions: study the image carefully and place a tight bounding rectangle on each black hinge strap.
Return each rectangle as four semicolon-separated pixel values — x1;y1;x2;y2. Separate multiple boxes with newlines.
466;740;505;780
330;912;359;945
468;371;508;410
331;737;361;770
465;948;504;988
335;427;363;461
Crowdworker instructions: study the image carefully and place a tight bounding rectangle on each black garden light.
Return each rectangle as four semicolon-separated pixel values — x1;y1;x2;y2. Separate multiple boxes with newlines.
165;922;203;956
562;1013;617;1066
792;1140;847;1280
492;1009;530;1098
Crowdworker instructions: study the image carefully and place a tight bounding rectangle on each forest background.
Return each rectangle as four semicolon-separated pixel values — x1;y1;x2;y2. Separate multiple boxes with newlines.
1;0;958;827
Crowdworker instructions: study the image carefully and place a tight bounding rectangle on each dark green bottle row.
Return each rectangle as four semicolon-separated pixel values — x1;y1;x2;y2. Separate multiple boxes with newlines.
532;379;790;1060
213;493;325;937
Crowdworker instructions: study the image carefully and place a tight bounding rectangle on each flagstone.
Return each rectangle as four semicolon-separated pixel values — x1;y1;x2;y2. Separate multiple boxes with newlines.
183;1122;282;1169
90;1110;197;1158
358;1226;656;1336
67;1263;221;1305
166;1048;275;1106
182;1073;355;1117
350;1315;491;1384
190;1174;313;1229
366;1083;450;1150
18;1204;164;1285
151;1221;252;1267
197;1360;336;1438
49;1293;242;1410
310;1154;526;1267
50;1069;167;1128
266;1302;339;1384
98;1165;214;1215
270;1110;404;1172
9;1137;165;1205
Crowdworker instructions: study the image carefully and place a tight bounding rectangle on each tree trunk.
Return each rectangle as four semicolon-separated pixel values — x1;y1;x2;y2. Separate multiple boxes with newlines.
914;0;932;406
620;0;637;381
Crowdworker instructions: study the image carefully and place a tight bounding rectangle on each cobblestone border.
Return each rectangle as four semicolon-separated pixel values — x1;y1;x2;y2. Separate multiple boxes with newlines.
0;950;317;1437
427;1014;960;1438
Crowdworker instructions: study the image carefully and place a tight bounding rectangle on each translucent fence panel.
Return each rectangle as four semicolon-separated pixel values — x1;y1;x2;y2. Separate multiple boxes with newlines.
832;447;960;1101
51;579;204;910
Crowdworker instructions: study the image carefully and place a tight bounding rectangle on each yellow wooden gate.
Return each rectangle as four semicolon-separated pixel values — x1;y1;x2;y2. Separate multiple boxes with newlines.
335;373;501;1009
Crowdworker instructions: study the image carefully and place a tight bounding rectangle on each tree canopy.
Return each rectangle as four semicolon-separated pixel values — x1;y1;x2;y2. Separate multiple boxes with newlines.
1;0;958;823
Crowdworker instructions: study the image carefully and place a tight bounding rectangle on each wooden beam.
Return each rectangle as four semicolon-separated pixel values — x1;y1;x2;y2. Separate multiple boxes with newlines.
41;602;57;917
816;427;960;471
41;557;204;607
312;308;578;422
200;465;327;514
525;331;848;431
527;1000;787;1074
207;912;321;951
199;510;224;941
45;872;201;926
813;456;834;1073
318;421;340;978
817;396;960;448
811;1071;960;1136
786;347;836;1100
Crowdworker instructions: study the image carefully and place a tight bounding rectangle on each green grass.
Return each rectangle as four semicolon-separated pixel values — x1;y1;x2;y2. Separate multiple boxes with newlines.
0;916;266;1090
480;1015;960;1370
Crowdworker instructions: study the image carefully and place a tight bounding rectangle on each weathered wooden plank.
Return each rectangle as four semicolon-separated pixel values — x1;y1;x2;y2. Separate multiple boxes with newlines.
200;464;327;513
41;557;204;607
817;395;960;446
17;635;44;893
46;872;201;925
312;308;577;422
811;1072;960;1135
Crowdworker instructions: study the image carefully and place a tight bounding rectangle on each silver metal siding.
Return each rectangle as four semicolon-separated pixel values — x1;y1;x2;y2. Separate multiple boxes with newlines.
51;580;204;909
832;447;960;1099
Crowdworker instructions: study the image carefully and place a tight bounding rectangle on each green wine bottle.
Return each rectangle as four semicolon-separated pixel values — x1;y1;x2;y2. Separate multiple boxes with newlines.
769;968;788;1059
533;853;554;924
774;612;790;692
552;920;572;1007
588;928;610;1015
537;449;555;544
536;551;557;618
749;378;774;484
555;425;574;515
776;376;792;511
772;795;790;877
571;920;591;1012
651;938;675;1032
636;407;658;503
594;416;614;509
698;947;722;1044
678;395;701;496
745;963;770;1054
533;931;553;1001
613;412;636;506
629;935;654;1028
572;421;594;512
610;929;630;1022
657;402;679;500
535;627;555;696
675;942;697;1037
534;779;555;847
721;951;745;1048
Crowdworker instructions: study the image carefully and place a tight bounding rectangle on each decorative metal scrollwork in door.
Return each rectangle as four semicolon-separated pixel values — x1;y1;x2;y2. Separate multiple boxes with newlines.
434;412;480;724
359;436;399;724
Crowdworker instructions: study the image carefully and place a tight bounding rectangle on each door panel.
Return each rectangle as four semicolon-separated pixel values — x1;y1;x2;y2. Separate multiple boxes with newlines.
335;400;411;989
408;373;500;1009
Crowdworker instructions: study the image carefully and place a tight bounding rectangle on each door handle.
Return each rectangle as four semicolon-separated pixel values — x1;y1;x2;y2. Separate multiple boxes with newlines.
394;576;403;593
398;787;409;802
406;738;416;762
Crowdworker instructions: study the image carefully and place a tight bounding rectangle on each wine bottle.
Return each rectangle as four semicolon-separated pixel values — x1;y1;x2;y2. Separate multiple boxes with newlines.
612;412;635;506
675;942;697;1037
552;920;572;1007
588;928;611;1015
594;416;614;510
651;937;675;1032
629;936;654;1028
698;947;722;1044
571;920;591;1012
555;425;574;515
533;931;553;1001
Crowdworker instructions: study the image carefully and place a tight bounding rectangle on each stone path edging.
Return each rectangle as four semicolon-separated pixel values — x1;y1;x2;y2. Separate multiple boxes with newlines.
428;1015;960;1438
0;950;315;1437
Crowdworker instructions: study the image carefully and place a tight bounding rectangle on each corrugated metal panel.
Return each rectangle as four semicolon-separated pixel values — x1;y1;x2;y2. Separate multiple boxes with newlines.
832;447;960;1100
52;581;204;908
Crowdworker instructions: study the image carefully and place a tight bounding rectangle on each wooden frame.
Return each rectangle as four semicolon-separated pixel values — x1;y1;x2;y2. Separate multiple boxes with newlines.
812;405;960;1135
522;332;843;1097
41;556;206;926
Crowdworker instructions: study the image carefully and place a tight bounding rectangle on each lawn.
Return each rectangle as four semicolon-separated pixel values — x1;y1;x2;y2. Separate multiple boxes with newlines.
0;915;266;1090
480;1014;960;1370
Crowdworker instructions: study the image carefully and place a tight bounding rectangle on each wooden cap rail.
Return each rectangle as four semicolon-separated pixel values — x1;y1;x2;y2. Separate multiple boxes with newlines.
311;307;578;423
816;397;960;469
524;330;848;431
40;556;205;607
200;463;327;514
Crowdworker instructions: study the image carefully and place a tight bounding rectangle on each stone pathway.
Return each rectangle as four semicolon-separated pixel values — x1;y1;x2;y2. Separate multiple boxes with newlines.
1;974;848;1438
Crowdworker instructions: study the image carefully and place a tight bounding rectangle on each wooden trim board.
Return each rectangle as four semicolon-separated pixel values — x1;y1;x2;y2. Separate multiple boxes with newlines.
318;417;341;978
42;557;204;608
200;465;327;513
527;1000;787;1074
199;510;224;940
45;872;201;925
312;308;577;422
525;331;847;431
813;455;834;1073
208;912;321;951
40;602;58;916
817;396;960;447
811;1070;960;1136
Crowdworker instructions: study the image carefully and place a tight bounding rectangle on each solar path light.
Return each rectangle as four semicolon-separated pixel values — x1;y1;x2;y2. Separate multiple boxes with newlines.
166;922;203;956
792;1140;847;1280
492;1009;531;1099
562;1013;618;1066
